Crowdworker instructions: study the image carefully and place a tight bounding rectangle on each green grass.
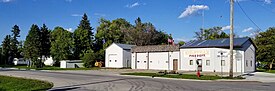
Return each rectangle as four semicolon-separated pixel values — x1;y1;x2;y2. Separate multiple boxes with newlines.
257;68;275;73
121;72;244;80
0;75;53;91
1;65;100;70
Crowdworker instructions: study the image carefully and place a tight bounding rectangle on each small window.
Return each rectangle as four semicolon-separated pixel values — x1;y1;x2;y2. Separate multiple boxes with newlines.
109;60;111;62
190;60;193;65
115;60;117;62
144;61;146;63
137;61;140;63
248;60;250;66
221;60;225;66
250;60;252;67
206;60;210;66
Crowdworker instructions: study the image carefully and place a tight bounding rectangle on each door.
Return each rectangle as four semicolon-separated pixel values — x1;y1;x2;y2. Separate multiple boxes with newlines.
173;59;178;71
196;59;202;71
108;54;117;67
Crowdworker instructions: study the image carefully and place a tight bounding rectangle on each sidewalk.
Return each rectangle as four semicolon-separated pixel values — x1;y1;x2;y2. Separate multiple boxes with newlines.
243;72;275;83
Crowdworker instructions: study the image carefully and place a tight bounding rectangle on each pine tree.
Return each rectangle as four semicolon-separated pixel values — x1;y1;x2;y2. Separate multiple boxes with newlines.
2;35;11;65
40;24;51;58
24;24;42;67
73;13;94;59
10;25;20;59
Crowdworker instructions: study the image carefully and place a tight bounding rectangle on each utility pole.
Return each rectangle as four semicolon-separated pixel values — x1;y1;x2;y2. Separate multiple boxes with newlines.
229;0;234;78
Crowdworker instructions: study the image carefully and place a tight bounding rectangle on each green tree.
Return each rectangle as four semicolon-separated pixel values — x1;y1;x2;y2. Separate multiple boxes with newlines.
10;25;21;59
195;27;229;40
82;49;96;68
255;27;275;70
73;13;94;59
178;41;185;46
2;35;11;65
50;27;74;63
23;24;42;67
40;24;51;58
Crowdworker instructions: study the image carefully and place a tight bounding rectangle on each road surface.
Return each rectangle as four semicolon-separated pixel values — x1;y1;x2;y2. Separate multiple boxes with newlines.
0;69;274;91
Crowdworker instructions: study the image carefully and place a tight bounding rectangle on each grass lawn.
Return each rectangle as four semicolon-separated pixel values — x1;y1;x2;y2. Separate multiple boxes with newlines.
257;68;275;73
121;72;244;80
1;65;100;70
0;75;53;91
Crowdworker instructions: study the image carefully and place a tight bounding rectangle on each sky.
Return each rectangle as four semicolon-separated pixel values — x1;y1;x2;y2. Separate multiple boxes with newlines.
0;0;275;43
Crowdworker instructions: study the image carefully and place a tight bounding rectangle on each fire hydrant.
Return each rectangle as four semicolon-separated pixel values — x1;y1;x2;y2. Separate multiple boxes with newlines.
197;70;200;78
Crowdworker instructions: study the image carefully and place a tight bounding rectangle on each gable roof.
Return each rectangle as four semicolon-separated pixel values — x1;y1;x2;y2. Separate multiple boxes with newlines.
181;38;256;49
115;43;135;50
132;45;180;52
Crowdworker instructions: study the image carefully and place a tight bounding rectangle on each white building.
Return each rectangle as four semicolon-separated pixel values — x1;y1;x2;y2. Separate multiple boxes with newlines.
105;43;135;68
180;38;256;73
131;45;180;70
60;60;83;68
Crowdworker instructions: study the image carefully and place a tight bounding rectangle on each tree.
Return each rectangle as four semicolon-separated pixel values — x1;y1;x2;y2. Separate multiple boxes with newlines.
73;13;94;59
50;27;74;63
255;27;275;70
24;24;42;67
40;24;51;58
194;27;229;40
2;35;11;65
178;41;185;46
10;25;21;59
82;49;96;68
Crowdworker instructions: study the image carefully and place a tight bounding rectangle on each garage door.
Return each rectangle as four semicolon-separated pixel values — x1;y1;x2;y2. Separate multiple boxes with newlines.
108;54;117;67
136;53;147;69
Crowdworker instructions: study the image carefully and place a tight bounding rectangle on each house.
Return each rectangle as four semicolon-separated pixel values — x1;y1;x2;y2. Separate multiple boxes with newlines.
180;38;256;73
60;60;83;68
105;43;135;68
131;45;180;70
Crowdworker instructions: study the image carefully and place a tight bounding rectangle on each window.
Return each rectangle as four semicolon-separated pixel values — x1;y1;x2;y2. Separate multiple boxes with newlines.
248;60;250;66
221;60;225;66
250;60;252;67
109;60;111;62
206;60;210;66
144;61;146;63
190;60;193;65
115;60;117;62
150;61;152;63
137;61;140;63
166;61;168;63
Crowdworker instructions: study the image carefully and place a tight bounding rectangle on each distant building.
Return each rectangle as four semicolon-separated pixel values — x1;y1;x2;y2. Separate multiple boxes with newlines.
105;43;135;68
60;60;83;68
105;38;256;74
180;38;256;73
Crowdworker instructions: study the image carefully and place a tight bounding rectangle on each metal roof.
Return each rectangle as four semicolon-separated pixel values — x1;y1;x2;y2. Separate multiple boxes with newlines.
132;45;180;52
115;43;135;50
181;38;253;48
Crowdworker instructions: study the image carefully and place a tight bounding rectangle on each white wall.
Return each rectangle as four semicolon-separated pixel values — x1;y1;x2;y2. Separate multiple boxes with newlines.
123;49;131;67
105;44;123;68
180;48;245;73
131;51;179;70
244;45;256;73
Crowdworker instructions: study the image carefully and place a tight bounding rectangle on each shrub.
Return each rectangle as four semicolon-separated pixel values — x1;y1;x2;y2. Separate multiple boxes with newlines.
82;49;96;68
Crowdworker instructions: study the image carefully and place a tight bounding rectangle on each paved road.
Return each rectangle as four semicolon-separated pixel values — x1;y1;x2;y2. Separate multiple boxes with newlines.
0;69;275;91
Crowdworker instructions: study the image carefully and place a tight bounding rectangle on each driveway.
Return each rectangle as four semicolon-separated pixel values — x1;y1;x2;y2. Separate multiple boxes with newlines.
0;69;275;91
244;72;275;83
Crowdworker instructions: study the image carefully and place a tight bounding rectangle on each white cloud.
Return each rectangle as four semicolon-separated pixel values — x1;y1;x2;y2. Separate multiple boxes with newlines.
71;14;82;17
94;13;106;17
178;5;209;18
125;2;145;8
65;0;72;3
1;0;13;3
264;0;272;4
242;27;253;32
66;28;73;32
221;25;231;31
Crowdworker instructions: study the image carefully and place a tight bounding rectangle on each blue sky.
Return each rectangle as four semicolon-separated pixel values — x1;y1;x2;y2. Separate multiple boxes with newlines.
0;0;274;43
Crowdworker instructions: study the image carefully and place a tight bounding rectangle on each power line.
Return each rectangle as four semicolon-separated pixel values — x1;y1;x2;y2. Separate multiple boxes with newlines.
236;1;262;31
251;0;275;15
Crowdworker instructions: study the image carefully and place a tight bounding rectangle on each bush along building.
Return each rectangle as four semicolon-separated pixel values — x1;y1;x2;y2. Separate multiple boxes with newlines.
105;38;256;75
